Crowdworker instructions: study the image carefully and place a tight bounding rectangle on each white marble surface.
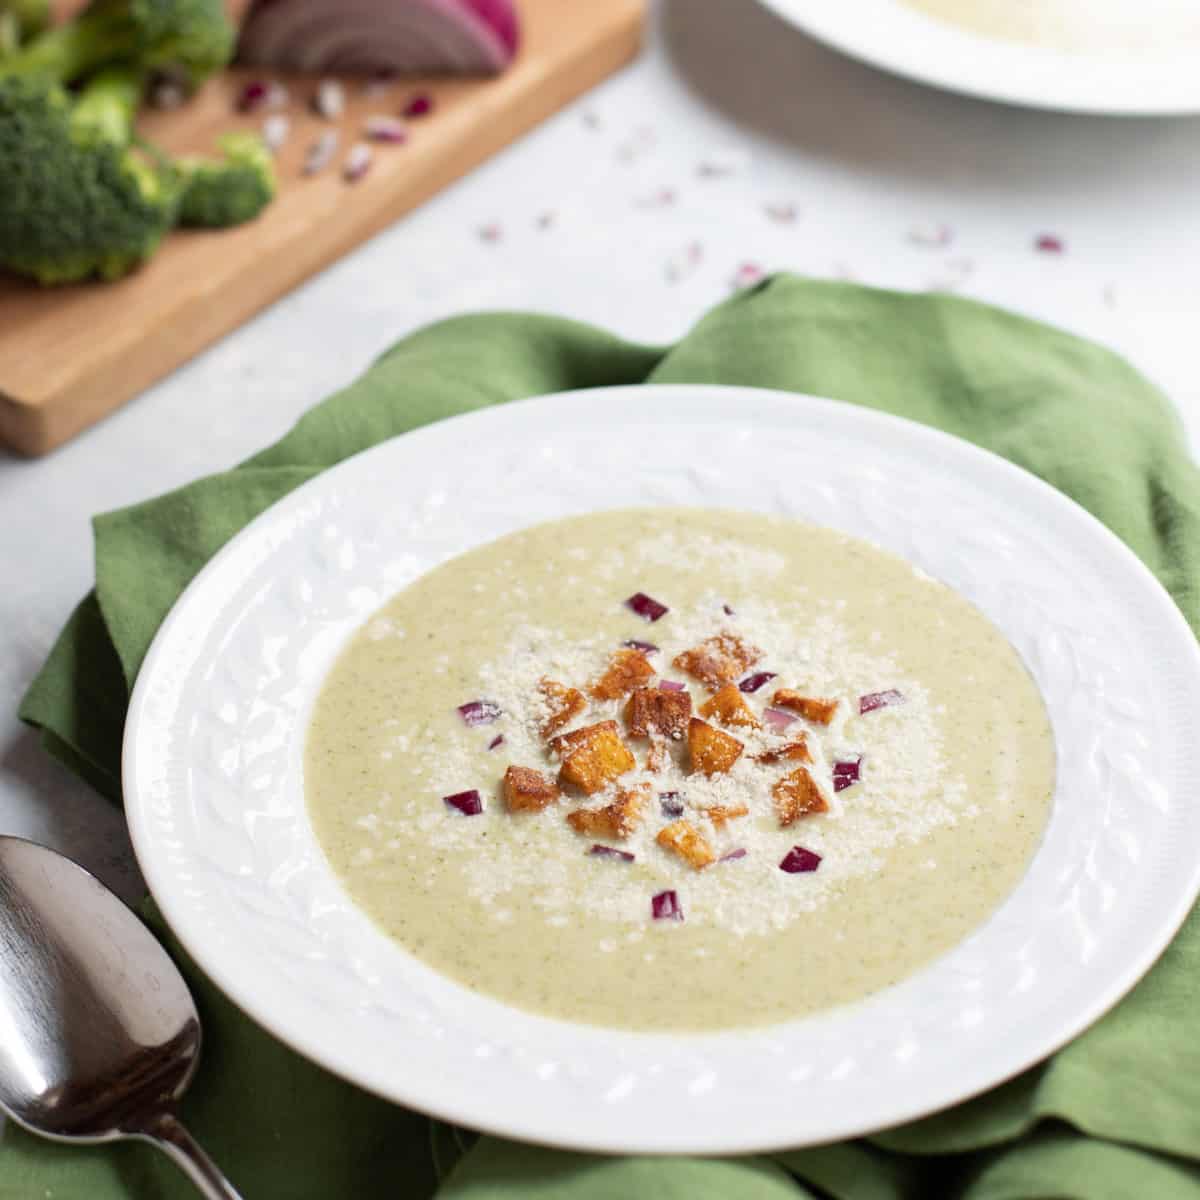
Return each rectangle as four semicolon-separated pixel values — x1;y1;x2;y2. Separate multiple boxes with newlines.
2;0;1199;904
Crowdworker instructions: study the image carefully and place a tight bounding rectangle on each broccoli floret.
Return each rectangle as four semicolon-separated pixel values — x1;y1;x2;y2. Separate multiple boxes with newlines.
0;67;180;283
4;0;233;90
177;131;276;228
0;0;50;55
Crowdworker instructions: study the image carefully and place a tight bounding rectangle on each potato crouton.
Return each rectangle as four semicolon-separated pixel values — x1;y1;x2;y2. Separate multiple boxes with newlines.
771;689;839;726
687;717;744;776
567;784;649;839
555;721;637;795
538;678;587;739
549;719;621;757
623;685;692;739
590;647;656;701
702;802;749;829
772;765;829;826
656;819;717;870
698;682;761;729
503;765;561;813
672;634;762;691
755;735;812;765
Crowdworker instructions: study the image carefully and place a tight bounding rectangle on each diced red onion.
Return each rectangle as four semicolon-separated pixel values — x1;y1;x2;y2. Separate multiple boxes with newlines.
635;186;677;209
665;240;703;282
719;847;747;863
237;0;520;76
764;707;797;732
487;733;505;751
365;114;409;143
659;680;686;692
236;79;270;112
659;791;684;817
262;114;290;153
588;844;634;863
859;689;904;715
779;845;821;874
908;222;953;248
696;148;751;177
302;130;339;175
1035;234;1065;254
457;699;502;726
622;639;658;654
313;78;345;119
343;142;373;182
731;263;764;290
444;789;482;816
651;890;684;921
403;92;434;117
833;756;862;791
626;592;669;622
738;671;776;694
236;78;288;113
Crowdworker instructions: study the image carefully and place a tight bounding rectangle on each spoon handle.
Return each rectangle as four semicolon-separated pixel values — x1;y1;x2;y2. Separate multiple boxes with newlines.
137;1110;245;1200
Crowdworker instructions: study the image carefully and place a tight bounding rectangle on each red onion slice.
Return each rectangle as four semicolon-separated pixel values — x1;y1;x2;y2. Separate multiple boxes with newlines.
622;639;659;654
659;791;684;817
238;0;520;76
779;845;821;873
444;789;482;816
659;680;686;693
626;592;669;622
487;733;505;751
457;699;502;726
651;890;684;921
738;671;777;694
718;847;747;862
764;707;797;732
833;756;862;791
859;689;904;715
588;844;634;863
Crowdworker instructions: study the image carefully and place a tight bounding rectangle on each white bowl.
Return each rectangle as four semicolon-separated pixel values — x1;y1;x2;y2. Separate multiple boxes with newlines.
125;385;1200;1153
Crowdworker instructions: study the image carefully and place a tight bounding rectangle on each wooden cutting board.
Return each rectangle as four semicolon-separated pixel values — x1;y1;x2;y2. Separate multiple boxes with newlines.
0;0;644;456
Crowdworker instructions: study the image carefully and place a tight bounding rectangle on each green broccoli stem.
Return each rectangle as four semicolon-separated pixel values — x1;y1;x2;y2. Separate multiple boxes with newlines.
0;8;133;81
71;63;144;145
0;13;17;57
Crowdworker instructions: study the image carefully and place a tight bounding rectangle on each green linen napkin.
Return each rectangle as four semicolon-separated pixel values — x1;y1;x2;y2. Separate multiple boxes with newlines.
11;274;1200;1200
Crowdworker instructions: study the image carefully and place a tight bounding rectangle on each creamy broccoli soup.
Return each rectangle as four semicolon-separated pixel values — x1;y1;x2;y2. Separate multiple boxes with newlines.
306;509;1055;1031
901;0;1200;53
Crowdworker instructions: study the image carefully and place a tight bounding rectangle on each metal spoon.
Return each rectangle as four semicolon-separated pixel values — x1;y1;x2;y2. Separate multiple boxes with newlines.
0;835;243;1199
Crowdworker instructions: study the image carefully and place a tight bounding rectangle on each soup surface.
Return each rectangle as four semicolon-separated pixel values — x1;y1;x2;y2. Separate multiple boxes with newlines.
901;0;1200;53
306;508;1055;1031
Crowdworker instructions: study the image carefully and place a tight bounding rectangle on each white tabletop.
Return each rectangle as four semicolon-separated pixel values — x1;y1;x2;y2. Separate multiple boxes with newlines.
2;0;1199;903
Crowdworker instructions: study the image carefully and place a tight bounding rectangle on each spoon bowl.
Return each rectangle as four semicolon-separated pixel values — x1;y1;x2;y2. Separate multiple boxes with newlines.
0;835;242;1199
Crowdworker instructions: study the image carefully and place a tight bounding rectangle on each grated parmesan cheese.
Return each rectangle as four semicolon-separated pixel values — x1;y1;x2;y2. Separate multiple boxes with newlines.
400;591;972;938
